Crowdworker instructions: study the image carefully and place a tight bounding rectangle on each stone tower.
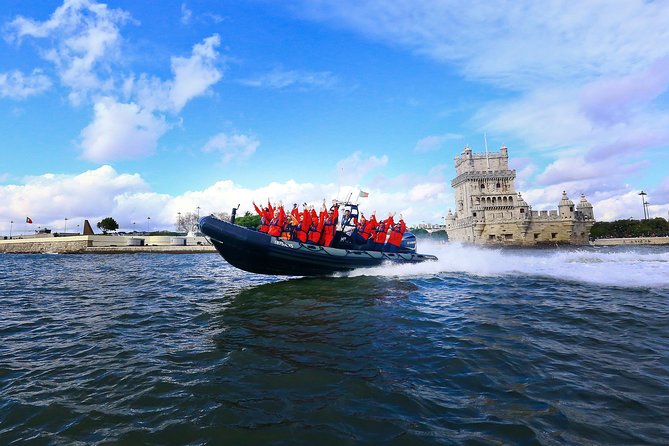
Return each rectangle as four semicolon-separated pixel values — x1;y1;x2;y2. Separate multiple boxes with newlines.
446;145;595;245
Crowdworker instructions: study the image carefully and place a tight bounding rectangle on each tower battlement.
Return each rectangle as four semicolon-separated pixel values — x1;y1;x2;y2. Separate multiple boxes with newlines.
454;145;509;175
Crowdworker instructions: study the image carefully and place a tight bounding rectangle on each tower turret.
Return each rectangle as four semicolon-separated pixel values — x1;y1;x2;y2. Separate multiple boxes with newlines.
516;192;530;219
576;194;594;220
445;209;455;230
558;191;575;220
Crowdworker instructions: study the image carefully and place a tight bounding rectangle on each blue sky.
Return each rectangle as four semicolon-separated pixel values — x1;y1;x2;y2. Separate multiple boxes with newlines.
2;0;669;233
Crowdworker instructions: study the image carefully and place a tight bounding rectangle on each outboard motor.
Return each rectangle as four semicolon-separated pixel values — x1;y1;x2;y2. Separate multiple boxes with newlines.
399;232;417;253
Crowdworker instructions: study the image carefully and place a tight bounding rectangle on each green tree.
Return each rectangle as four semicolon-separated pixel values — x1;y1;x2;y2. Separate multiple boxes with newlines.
591;218;669;238
235;211;261;229
97;217;119;234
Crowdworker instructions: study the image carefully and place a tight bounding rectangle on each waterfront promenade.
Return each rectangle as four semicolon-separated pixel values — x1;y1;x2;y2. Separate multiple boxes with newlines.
0;235;216;254
591;236;669;246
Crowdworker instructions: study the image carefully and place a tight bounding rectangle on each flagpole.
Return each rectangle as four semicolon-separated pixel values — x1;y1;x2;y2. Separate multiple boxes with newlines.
484;132;490;170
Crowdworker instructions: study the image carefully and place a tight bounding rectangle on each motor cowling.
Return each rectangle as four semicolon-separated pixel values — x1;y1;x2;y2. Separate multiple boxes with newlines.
400;232;417;253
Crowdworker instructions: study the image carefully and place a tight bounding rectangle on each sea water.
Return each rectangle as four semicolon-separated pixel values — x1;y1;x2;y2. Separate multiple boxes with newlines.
1;244;668;444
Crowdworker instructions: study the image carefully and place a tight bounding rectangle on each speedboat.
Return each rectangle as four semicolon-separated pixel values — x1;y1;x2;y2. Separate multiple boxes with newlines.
199;208;438;276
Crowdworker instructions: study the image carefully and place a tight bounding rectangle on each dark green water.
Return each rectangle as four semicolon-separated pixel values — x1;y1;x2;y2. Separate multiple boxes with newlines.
1;245;668;444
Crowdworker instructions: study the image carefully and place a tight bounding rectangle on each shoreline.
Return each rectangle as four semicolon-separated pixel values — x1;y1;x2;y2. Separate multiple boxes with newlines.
3;234;669;254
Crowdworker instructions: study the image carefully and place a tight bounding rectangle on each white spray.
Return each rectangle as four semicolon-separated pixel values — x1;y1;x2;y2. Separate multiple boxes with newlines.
344;242;669;289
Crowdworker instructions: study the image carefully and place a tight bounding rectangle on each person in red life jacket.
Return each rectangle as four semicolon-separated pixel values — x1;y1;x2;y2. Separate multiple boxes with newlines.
294;208;311;243
307;205;325;245
385;214;406;252
267;206;286;237
319;201;339;247
373;212;395;251
281;213;298;240
366;213;378;248
354;214;375;247
252;201;272;233
290;203;300;221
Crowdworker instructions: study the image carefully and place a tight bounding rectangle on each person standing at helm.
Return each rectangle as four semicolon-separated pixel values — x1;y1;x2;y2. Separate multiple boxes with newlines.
385;214;406;252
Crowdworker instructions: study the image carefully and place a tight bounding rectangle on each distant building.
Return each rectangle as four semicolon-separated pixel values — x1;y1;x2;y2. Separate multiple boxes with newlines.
445;145;595;245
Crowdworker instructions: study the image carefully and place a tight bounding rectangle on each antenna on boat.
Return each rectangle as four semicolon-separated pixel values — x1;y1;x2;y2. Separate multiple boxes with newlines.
484;132;490;170
335;167;343;204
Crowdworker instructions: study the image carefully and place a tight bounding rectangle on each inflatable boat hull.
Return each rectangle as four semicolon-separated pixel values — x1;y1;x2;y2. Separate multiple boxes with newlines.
199;216;438;276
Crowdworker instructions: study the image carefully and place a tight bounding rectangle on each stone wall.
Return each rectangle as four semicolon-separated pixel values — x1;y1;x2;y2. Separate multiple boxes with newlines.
0;239;90;253
0;235;214;253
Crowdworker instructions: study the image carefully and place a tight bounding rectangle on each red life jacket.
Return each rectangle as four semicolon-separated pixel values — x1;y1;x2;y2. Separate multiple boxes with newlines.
374;217;393;244
357;220;374;240
308;218;323;244
387;220;406;247
320;208;338;246
254;203;271;233
267;215;284;237
295;211;310;243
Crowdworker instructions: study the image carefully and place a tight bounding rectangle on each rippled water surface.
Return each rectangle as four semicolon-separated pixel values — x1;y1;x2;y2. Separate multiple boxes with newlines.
1;244;669;445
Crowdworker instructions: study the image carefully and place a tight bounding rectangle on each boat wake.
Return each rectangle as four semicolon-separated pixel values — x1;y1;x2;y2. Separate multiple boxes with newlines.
344;242;669;289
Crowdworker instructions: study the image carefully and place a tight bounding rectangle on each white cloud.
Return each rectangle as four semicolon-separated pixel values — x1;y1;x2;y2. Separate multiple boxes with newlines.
122;33;223;115
78;33;224;162
169;34;222;112
0;166;456;235
0;165;147;231
414;133;460;153
240;68;338;89
295;1;669;87
6;2;224;163
335;151;389;185
536;156;647;186
0;69;52;99
180;3;193;25
7;0;131;105
202;132;260;163
80;97;168;162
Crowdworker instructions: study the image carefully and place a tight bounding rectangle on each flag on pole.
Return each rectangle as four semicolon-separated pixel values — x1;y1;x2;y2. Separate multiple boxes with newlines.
26;217;33;224
358;191;369;198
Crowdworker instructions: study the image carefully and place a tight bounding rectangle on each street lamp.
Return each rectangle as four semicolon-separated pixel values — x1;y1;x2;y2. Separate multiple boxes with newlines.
147;216;151;233
177;212;182;232
133;221;136;233
64;217;68;234
639;191;649;220
9;220;13;239
196;206;201;220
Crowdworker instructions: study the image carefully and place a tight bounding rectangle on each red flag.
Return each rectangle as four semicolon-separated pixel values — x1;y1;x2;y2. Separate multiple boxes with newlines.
26;217;33;224
358;191;369;198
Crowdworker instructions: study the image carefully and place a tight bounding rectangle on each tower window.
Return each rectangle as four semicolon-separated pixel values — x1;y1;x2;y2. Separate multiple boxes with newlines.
480;183;485;189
